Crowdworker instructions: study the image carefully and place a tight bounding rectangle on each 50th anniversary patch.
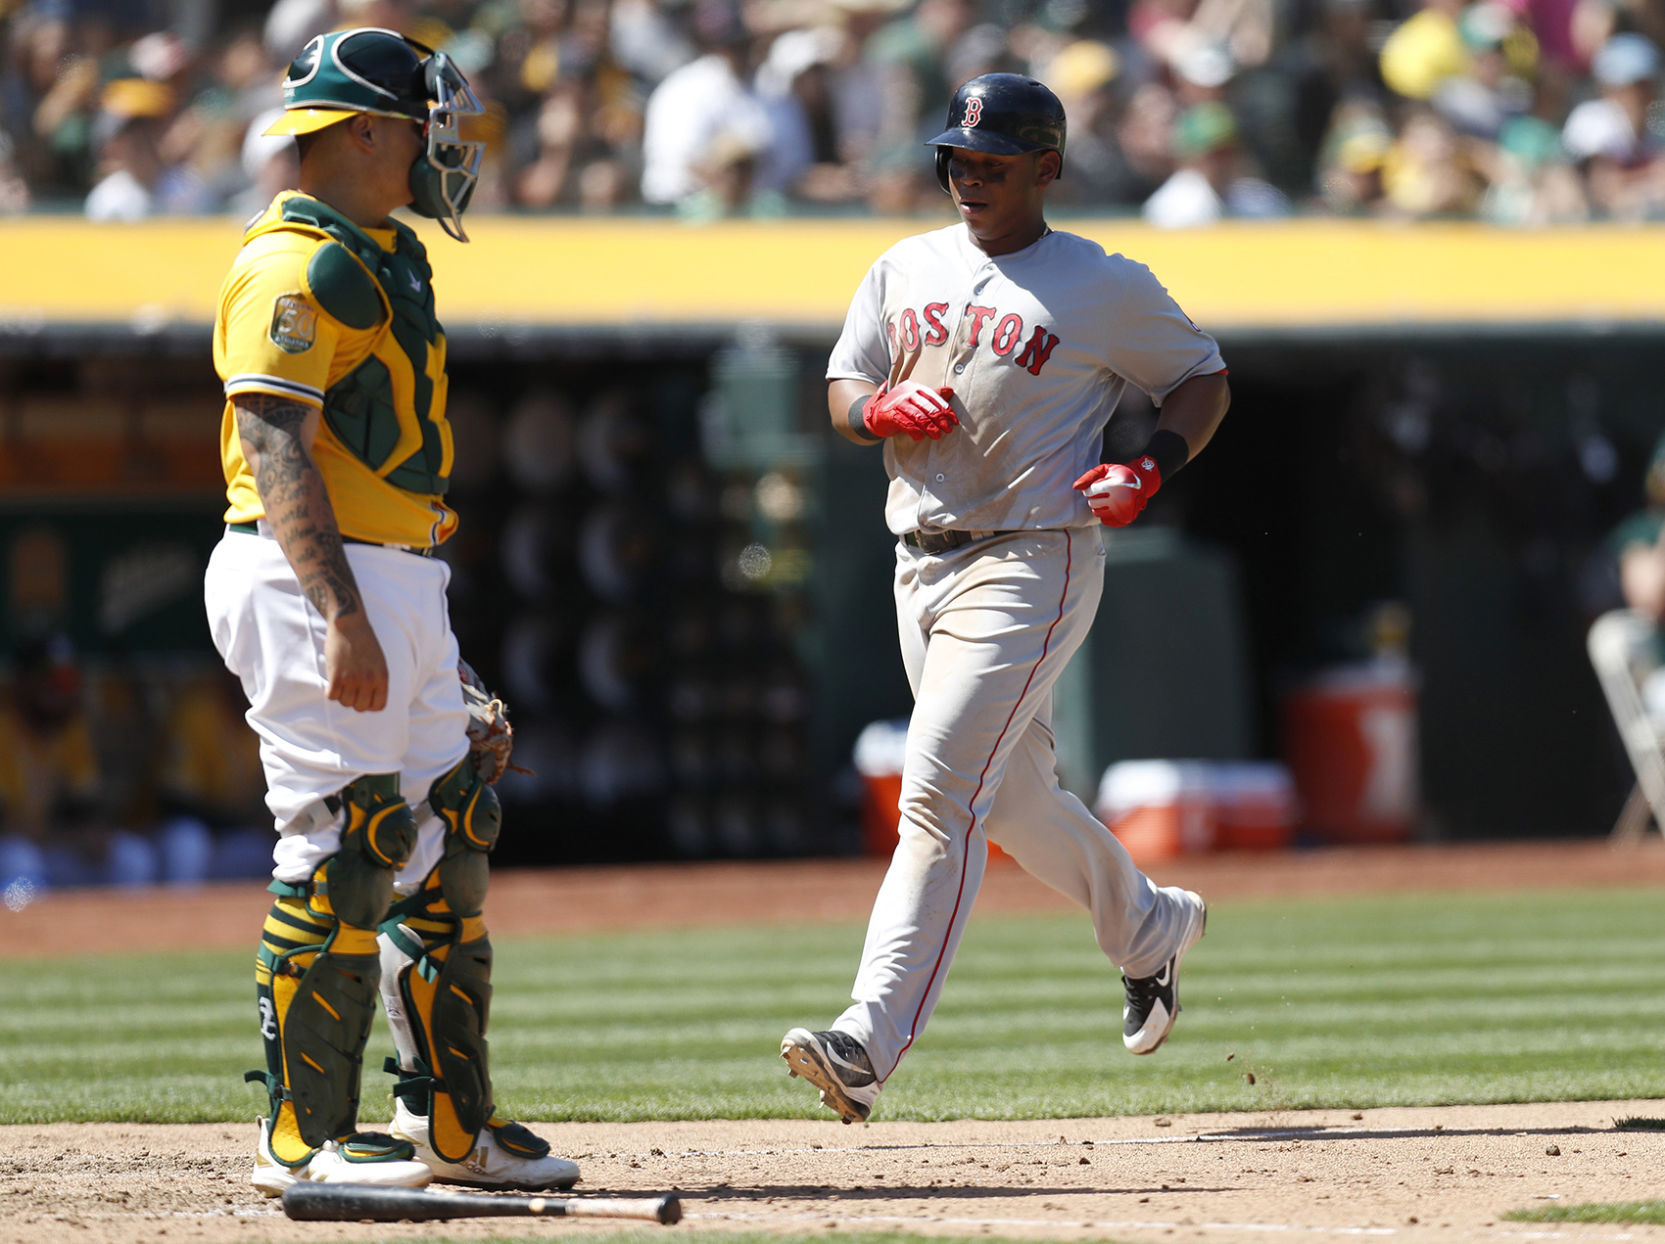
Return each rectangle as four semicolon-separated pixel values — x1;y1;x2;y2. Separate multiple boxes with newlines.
269;294;317;353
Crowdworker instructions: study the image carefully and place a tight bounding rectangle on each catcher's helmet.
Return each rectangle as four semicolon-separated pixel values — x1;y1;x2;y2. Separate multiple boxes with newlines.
925;73;1066;192
263;27;485;241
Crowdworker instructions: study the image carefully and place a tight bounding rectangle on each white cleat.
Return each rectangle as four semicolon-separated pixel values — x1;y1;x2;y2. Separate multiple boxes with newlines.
250;1116;433;1197
392;1099;580;1190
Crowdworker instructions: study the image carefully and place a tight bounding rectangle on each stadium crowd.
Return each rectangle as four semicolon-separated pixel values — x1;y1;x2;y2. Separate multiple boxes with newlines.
0;0;1662;226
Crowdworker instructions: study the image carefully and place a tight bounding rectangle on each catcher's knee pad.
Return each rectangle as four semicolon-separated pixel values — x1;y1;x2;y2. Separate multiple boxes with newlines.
250;889;384;1162
315;773;417;929
381;869;495;1163
428;758;500;918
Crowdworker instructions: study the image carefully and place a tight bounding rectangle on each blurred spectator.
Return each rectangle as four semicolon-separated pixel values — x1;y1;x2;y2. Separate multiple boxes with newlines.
755;25;861;203
1143;98;1292;223
1431;2;1537;139
639;0;774;207
1314;103;1395;212
1043;38;1129;208
1052;37;1202;211
1380;104;1485;215
511;81;589;208
1131;0;1278;85
213;24;284;124
1478;111;1590;219
1266;0;1385;198
1380;0;1470;102
676;127;788;220
5;10;101;201
0;632;208;895
83;77;212;219
813;0;907;182
1561;31;1665;218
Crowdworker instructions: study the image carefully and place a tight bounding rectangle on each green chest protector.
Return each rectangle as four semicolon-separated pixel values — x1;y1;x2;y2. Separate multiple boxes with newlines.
274;196;450;496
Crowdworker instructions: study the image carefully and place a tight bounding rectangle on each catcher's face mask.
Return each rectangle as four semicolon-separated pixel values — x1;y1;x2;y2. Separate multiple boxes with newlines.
408;51;485;242
266;27;486;242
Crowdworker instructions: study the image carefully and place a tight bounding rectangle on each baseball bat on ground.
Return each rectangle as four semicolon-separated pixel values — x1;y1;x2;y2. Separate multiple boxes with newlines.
280;1183;683;1224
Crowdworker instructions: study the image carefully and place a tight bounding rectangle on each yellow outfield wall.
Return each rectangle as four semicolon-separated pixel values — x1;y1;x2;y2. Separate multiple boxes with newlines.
1;215;1661;332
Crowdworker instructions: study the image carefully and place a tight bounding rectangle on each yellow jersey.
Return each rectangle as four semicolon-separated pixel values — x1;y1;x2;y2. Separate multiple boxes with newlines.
213;191;459;548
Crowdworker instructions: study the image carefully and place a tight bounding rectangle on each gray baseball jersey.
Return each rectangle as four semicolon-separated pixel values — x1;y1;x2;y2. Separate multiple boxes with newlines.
827;223;1225;535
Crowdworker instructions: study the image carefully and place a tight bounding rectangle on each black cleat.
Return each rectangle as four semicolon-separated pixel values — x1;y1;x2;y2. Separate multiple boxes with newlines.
1123;889;1207;1054
780;1027;880;1123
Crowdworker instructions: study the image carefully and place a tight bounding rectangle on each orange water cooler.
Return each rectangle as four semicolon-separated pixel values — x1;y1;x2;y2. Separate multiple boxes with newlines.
1279;660;1419;843
1093;760;1298;865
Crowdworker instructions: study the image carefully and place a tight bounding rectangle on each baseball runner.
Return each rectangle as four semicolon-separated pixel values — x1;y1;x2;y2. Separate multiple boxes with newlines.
202;28;578;1193
781;74;1230;1123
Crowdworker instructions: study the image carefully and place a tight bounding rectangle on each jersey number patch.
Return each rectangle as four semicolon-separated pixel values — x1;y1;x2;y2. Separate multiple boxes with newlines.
269;294;318;354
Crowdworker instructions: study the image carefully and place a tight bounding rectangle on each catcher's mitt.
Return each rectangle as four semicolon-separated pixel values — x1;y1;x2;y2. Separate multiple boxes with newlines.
458;658;523;784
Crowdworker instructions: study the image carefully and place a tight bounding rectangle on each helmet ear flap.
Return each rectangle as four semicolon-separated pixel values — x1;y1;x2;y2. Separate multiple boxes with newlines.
935;147;952;194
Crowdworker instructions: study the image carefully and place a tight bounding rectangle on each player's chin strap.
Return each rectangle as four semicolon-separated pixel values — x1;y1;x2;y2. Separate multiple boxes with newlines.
408;51;484;243
377;758;504;1162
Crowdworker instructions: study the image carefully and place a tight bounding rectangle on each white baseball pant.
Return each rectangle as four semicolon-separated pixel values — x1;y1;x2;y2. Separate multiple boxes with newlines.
203;524;470;890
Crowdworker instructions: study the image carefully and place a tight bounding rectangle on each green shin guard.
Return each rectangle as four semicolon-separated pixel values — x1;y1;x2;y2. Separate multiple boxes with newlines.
247;775;417;1162
382;884;496;1163
272;943;382;1147
379;759;502;1163
252;894;387;1158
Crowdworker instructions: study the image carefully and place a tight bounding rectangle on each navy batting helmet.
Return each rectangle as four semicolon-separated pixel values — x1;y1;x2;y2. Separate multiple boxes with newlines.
925;73;1066;192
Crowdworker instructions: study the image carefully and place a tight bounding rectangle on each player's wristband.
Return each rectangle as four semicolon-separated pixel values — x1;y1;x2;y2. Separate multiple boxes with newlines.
847;393;882;445
1140;429;1190;480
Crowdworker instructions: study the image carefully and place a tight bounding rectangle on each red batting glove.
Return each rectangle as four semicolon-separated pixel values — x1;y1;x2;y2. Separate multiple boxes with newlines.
1072;455;1162;527
862;381;958;442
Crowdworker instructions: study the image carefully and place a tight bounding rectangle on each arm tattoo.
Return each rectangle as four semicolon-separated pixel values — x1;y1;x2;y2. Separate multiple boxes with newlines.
234;394;364;621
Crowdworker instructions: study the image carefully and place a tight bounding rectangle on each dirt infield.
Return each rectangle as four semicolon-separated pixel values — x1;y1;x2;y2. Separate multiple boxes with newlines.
8;840;1665;1243
8;1103;1665;1244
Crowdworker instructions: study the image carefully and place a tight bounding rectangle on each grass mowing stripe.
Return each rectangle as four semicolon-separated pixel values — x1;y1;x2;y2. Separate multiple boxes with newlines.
7;886;1665;1124
1504;1202;1665;1225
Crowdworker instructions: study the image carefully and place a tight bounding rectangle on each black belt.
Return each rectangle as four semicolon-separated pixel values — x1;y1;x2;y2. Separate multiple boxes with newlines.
901;529;1008;554
228;521;436;557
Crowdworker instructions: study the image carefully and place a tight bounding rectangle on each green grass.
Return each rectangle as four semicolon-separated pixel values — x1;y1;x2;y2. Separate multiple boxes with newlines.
5;886;1665;1124
1504;1202;1665;1225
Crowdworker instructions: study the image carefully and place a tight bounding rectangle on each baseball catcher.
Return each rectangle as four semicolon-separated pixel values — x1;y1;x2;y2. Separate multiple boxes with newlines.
203;27;577;1195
